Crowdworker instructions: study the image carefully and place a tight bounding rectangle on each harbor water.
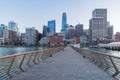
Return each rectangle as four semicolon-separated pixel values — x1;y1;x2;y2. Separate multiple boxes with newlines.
0;46;42;57
84;47;120;57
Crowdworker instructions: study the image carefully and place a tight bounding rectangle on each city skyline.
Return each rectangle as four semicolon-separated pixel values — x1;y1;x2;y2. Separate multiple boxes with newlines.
0;0;120;34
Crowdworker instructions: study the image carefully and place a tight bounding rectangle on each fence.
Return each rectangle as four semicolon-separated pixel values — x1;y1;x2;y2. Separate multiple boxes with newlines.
72;47;120;80
0;47;63;80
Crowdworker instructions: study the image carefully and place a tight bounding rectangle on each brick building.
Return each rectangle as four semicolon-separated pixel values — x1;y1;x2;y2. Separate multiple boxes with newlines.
115;32;120;42
49;34;63;46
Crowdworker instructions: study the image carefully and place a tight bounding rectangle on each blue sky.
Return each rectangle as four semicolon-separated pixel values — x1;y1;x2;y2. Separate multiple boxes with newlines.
0;0;120;34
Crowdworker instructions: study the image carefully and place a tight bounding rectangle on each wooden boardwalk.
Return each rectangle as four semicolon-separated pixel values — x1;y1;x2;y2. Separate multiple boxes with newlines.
12;47;114;80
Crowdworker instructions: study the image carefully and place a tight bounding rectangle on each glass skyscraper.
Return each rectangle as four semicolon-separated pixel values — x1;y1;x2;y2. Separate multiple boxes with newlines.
8;21;18;31
62;12;67;29
48;20;56;35
0;24;5;37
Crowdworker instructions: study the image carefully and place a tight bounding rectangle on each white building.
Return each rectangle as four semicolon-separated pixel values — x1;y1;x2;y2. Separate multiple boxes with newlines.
89;17;106;41
92;9;107;21
26;27;37;46
0;28;17;44
39;37;49;45
89;9;107;42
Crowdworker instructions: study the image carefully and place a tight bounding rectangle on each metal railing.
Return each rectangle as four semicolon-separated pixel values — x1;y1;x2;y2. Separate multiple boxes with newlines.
0;47;63;80
72;47;120;80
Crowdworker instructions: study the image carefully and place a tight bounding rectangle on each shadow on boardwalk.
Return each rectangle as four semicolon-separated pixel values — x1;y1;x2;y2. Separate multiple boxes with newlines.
12;47;115;80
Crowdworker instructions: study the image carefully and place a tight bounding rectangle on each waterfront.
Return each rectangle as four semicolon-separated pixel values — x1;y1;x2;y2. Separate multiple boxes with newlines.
1;46;120;58
0;46;42;57
84;47;120;57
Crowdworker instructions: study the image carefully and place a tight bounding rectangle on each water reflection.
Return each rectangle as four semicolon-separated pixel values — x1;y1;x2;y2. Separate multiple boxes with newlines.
84;48;120;57
0;47;42;57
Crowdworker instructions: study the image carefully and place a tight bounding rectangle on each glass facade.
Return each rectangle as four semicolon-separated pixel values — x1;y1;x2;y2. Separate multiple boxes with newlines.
62;12;67;29
0;24;5;37
48;20;56;35
8;21;17;31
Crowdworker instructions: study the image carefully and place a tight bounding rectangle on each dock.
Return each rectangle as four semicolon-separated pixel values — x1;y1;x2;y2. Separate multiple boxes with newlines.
12;47;114;80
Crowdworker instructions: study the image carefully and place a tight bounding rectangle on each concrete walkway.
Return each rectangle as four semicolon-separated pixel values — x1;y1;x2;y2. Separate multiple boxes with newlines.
12;47;114;80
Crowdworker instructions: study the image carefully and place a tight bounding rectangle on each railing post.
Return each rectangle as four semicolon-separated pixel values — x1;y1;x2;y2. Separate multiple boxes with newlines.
39;50;44;61
109;56;119;77
45;49;49;58
7;56;16;77
19;54;26;72
93;53;99;64
37;51;42;62
101;56;110;71
33;52;38;64
97;54;104;67
46;49;49;57
92;53;97;63
27;53;33;68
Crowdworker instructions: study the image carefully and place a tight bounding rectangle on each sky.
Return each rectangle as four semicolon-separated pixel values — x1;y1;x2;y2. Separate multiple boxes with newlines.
0;0;120;34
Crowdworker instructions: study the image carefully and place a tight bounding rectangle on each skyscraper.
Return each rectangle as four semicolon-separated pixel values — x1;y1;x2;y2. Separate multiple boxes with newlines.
0;24;5;37
67;25;75;39
75;24;83;37
8;21;19;36
26;27;37;45
48;20;56;35
62;12;67;29
43;25;50;37
8;21;18;31
107;22;113;38
92;9;107;21
61;12;68;39
89;9;107;42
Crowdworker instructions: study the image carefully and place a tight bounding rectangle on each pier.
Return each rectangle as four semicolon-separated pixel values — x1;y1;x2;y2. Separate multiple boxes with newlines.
11;47;114;80
99;42;120;51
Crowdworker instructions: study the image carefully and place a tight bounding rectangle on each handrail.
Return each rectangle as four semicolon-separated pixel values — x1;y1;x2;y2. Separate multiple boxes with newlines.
83;48;120;59
72;47;120;79
0;49;46;59
0;47;64;80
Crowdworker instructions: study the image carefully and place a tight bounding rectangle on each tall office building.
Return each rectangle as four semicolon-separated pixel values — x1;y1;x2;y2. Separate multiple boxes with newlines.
107;22;113;38
48;20;56;35
43;25;50;37
89;9;107;42
0;24;5;37
21;33;26;44
107;26;113;37
26;27;37;45
2;28;17;44
8;21;19;36
75;24;83;37
61;12;68;39
8;21;18;31
62;12;67;29
67;25;75;39
92;9;107;21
